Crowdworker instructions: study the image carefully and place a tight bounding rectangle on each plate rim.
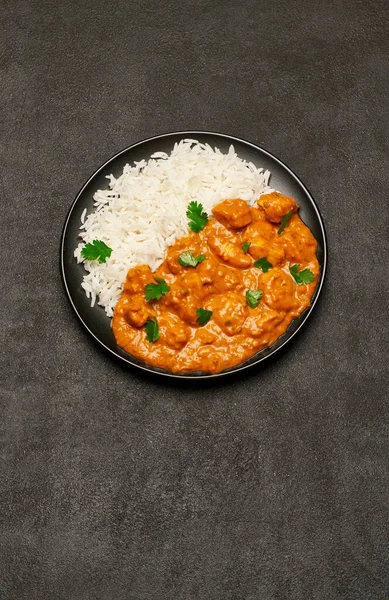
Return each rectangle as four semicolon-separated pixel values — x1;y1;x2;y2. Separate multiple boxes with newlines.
60;130;328;380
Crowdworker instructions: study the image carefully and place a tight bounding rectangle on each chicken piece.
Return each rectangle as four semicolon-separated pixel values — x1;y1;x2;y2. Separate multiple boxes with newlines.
175;298;199;326
123;265;153;294
165;246;186;275
212;199;252;229
125;295;153;328
278;218;318;263
241;268;261;292
214;265;243;293
257;192;298;224
158;313;190;350
243;306;285;340
183;266;220;301
248;239;284;268
266;244;285;267
248;236;272;260
261;267;299;313
207;221;251;268
243;218;275;243
196;255;218;285
162;281;198;326
165;234;204;274
208;292;248;336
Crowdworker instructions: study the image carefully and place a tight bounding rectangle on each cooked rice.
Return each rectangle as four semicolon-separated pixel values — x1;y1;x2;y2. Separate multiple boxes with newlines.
74;139;272;316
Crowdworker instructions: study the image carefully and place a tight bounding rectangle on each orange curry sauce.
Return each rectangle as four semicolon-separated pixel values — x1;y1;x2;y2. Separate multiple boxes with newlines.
112;193;319;373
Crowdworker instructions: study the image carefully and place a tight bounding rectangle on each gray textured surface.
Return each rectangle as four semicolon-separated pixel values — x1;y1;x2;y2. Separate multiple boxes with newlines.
1;0;389;598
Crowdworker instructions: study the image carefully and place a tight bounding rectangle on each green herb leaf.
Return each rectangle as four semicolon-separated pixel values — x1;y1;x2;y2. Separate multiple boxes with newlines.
144;317;159;343
242;241;251;254
246;289;263;308
81;239;112;263
196;307;213;326
289;264;315;285
144;277;170;302
277;210;294;235
178;251;207;267
187;201;209;233
253;257;273;273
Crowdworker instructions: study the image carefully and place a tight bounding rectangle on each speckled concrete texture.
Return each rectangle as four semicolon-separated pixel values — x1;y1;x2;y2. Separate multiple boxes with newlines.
1;0;388;598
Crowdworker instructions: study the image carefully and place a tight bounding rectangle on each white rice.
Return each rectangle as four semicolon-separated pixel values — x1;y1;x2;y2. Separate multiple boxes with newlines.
74;139;272;316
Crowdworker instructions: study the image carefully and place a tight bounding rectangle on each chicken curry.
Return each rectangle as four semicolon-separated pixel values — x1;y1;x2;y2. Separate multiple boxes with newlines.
112;192;319;373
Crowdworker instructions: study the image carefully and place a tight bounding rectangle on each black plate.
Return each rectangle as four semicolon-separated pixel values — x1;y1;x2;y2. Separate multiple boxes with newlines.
61;131;327;380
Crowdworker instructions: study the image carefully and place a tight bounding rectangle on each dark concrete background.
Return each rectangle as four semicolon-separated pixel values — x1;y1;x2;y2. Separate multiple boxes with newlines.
1;0;388;598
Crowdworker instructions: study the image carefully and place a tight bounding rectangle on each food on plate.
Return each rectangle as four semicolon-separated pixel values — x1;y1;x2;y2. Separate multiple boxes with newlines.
75;140;320;374
112;195;319;373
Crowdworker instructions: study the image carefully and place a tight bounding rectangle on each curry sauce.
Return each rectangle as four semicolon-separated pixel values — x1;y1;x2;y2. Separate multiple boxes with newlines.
112;193;319;373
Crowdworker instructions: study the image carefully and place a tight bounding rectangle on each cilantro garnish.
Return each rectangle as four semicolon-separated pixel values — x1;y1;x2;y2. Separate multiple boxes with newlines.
187;201;209;233
246;289;263;308
289;264;315;285
81;239;112;264
178;251;207;267
254;257;273;273
144;277;170;302
144;317;159;343
277;210;294;235
242;241;251;254
196;308;212;326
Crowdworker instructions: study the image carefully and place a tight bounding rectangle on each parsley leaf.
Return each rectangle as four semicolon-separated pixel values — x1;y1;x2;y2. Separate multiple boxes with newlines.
246;289;263;308
187;201;209;233
289;264;315;285
144;317;159;343
277;210;294;235
144;277;170;302
254;257;273;273
178;251;207;267
196;308;212;326
242;241;251;254
81;239;112;263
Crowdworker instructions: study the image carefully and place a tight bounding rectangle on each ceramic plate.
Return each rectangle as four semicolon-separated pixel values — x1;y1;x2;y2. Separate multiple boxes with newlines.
60;131;327;379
